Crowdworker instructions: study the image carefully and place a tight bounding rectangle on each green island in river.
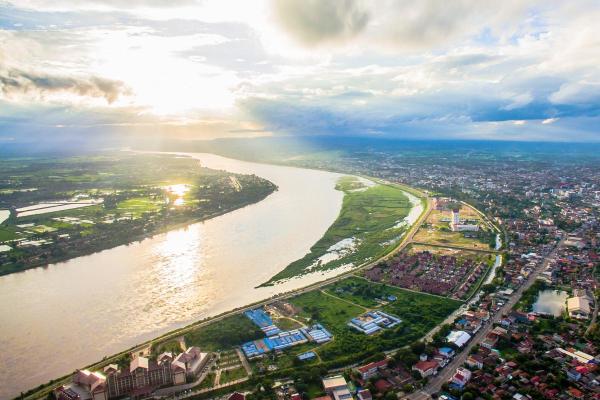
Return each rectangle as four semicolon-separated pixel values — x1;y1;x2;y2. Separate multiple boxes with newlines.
264;176;422;285
0;152;277;276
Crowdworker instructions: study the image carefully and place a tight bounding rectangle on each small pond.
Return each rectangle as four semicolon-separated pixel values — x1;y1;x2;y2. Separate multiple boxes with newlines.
532;289;568;316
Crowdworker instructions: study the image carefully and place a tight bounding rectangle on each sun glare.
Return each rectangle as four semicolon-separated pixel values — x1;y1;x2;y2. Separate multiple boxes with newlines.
92;28;238;115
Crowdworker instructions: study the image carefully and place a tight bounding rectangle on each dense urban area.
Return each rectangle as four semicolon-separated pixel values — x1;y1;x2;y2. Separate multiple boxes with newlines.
15;140;600;400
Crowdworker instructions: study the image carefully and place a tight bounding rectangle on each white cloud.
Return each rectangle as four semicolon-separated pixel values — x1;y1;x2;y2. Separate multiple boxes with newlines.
549;81;600;104
502;92;534;110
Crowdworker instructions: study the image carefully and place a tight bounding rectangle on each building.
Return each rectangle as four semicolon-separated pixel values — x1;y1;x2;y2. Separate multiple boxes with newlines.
105;356;175;398
567;296;591;319
438;347;455;358
171;346;209;378
412;360;439;378
54;370;108;400
355;359;388;380
450;367;472;388
228;392;246;400
446;330;471;348
357;389;372;400
466;354;484;369
302;323;333;344
322;375;352;400
450;209;479;231
347;311;401;335
52;350;218;400
452;209;460;226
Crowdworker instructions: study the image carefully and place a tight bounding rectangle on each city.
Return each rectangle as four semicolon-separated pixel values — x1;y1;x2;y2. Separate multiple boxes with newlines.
1;2;599;400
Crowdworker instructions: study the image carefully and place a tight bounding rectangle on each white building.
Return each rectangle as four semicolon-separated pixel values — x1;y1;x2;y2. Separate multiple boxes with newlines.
567;296;591;319
447;330;471;348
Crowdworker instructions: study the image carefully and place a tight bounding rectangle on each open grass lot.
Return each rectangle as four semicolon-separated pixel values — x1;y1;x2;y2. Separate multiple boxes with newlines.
324;277;407;308
265;177;417;284
0;226;18;241
272;316;303;331
286;277;462;367
413;228;492;250
116;197;163;217
413;204;496;251
152;339;182;355
184;314;264;352
408;243;494;260
219;367;247;384
195;372;216;390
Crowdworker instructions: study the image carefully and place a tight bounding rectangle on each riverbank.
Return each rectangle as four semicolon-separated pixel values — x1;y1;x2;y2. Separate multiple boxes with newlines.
1;153;347;400
263;176;421;285
15;164;429;400
0;153;277;277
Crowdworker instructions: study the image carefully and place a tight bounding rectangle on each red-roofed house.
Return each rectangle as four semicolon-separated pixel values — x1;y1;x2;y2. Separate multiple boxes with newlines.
374;379;392;393
567;388;584;400
412;360;438;378
228;392;246;400
355;359;388;380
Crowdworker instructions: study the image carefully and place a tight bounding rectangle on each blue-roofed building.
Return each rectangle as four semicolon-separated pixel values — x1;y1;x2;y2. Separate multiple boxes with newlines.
438;347;455;358
348;311;401;335
241;329;308;358
302;323;333;344
244;308;282;336
298;351;316;361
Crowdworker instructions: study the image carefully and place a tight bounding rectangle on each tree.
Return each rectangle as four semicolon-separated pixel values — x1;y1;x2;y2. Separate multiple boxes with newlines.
384;391;397;400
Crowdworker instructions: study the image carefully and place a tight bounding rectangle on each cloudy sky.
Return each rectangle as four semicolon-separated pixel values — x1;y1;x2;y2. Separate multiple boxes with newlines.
1;0;599;142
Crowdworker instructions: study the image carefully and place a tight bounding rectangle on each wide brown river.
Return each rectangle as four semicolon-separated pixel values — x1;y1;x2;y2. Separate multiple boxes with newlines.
0;153;350;399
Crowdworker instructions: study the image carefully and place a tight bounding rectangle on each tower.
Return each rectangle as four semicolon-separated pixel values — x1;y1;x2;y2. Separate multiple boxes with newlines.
452;209;460;226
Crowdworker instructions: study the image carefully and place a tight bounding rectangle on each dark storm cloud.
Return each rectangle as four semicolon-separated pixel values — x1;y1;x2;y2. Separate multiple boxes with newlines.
272;0;369;45
0;67;129;103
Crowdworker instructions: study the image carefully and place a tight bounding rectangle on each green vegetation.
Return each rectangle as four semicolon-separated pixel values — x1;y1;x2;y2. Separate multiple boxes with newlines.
273;317;303;331
116;197;163;217
0;226;17;241
264;177;417;284
413;206;496;251
185;314;264;351
286;277;461;368
325;277;404;308
152;339;182;355
219;367;247;384
515;279;547;312
0;152;277;276
195;372;216;390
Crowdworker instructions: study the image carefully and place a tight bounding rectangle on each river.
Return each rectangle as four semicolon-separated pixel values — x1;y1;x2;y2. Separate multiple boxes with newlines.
0;154;344;399
0;153;421;399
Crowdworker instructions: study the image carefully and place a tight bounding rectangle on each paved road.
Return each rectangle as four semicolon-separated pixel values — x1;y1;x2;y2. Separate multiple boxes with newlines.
405;236;565;400
586;287;599;336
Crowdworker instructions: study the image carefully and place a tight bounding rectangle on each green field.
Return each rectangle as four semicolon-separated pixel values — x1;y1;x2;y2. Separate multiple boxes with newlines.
116;197;163;217
0;226;18;241
196;372;216;390
286;277;462;366
152;339;182;355
263;177;419;284
219;367;247;384
184;314;264;352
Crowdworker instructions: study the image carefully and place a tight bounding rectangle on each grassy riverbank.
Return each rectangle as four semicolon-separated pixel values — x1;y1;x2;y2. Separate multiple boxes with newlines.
263;176;415;285
0;153;277;276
